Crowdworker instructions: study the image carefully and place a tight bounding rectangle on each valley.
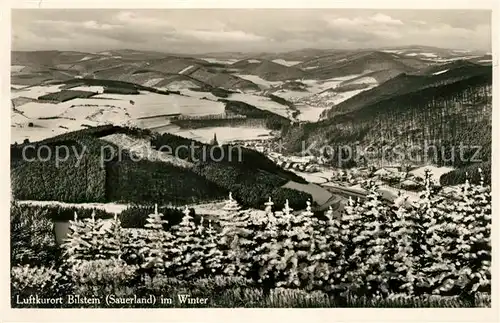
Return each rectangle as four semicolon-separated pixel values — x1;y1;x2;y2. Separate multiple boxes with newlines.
11;46;492;204
10;43;492;308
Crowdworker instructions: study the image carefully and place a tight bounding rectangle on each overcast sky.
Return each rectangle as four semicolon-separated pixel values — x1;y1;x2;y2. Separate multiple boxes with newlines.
12;9;492;53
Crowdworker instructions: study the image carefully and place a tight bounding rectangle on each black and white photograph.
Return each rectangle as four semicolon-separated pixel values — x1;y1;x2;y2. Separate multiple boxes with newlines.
6;4;496;315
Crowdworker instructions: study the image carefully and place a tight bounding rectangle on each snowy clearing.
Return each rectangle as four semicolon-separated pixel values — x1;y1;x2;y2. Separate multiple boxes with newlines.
286;170;334;184
79;56;93;61
424;56;482;63
404;52;438;58
409;166;455;184
228;92;291;118
452;49;471;53
235;74;283;89
295;104;328;122
271;89;312;101
94;92;225;118
101;133;193;168
382;50;403;54
433;69;449;75
142;78;164;87
301;74;361;93
11;87;227;143
478;59;492;63
201;57;239;64
300;86;377;110
11;84;64;99
247;59;261;63
158;80;199;91
68;85;105;93
179;65;195;74
272;59;302;66
181;89;219;101
418;52;438;58
172;126;273;144
11;65;25;73
346;76;378;85
11;84;28;89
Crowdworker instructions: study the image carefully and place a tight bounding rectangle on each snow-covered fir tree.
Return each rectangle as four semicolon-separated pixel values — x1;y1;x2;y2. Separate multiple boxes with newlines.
388;196;419;296
171;206;204;278
141;204;172;276
201;218;225;276
343;181;391;297
331;196;361;295
412;169;452;295
101;213;123;260
273;199;316;289
61;212;89;265
252;199;295;291
62;211;111;264
219;192;253;276
308;205;343;292
438;169;491;297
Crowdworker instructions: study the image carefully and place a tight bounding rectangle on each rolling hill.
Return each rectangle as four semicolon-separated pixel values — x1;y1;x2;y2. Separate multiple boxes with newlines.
11;125;311;209
285;67;492;171
320;63;491;120
296;51;429;79
231;59;307;81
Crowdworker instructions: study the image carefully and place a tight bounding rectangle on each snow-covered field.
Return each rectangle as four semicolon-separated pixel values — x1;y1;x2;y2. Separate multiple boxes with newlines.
101;133;193;168
346;76;378;85
295;104;328;122
270;89;311;101
68;85;105;93
11;84;28;89
11;84;65;99
288;169;335;184
179;65;196;74
409;165;454;184
142;78;163;87
272;59;302;66
235;74;283;89
301;75;359;93
172;126;273;144
180;89;219;101
201;57;239;65
432;69;449;75
79;56;93;61
423;56;482;63
11;86;228;143
405;52;438;58
227;92;291;118
299;86;377;109
158;80;199;91
382;49;403;54
93;92;225;119
11;65;25;73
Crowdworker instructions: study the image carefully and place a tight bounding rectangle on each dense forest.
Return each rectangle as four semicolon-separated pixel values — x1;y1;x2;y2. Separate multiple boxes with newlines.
286;70;492;177
11;126;310;209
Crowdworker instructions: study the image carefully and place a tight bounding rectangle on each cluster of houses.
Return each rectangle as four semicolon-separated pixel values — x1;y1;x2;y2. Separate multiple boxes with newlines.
267;153;323;173
330;165;432;190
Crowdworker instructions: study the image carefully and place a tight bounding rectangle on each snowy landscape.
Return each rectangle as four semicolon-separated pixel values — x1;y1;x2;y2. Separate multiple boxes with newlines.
10;9;492;309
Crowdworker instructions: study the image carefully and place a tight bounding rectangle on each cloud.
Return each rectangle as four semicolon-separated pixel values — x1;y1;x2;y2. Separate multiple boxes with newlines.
370;13;403;25
83;20;119;30
177;29;266;42
326;13;404;27
11;9;491;53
